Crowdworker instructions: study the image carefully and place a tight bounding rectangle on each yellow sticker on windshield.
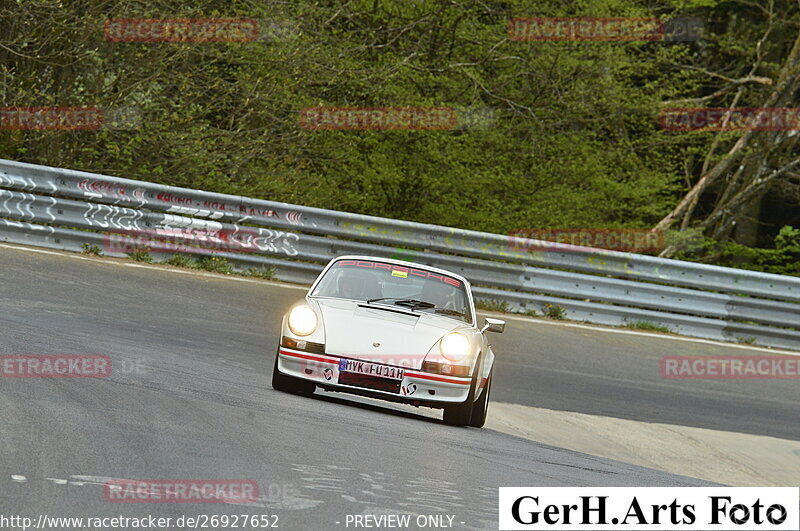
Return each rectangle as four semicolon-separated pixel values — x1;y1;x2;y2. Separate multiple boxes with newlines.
391;270;408;278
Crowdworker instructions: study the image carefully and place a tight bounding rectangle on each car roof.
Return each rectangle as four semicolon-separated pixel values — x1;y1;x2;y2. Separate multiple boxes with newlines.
329;255;471;287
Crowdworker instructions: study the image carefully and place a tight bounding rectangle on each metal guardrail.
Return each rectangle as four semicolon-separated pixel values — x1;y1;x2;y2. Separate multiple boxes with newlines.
1;158;799;350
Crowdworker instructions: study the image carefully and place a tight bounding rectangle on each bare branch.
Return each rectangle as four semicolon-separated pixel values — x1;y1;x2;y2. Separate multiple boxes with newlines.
703;156;800;236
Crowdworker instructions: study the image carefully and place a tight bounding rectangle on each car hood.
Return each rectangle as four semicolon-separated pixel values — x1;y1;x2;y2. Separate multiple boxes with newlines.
312;298;463;369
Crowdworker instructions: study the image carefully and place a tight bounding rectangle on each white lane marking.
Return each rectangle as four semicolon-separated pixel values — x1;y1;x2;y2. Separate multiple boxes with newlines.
0;243;306;290
69;475;116;485
16;474;131;488
483;311;800;357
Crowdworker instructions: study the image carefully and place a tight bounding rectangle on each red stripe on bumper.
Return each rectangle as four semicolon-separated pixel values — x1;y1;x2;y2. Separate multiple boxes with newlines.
405;372;471;385
279;349;339;365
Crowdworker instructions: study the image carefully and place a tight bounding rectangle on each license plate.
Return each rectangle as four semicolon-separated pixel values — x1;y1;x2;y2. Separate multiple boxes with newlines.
339;359;404;380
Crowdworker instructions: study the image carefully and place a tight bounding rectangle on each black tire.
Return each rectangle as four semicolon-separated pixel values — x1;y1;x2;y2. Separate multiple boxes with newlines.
442;395;473;426
468;370;492;428
442;355;480;426
271;349;315;396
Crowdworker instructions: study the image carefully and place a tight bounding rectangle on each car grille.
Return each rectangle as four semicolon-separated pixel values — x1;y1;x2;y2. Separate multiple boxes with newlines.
300;341;326;354
338;372;401;393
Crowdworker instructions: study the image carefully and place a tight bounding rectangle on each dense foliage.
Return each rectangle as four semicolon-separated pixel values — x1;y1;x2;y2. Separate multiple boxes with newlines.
1;0;798;273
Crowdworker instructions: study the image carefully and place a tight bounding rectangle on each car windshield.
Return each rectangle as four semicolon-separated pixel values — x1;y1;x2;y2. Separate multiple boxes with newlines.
311;259;472;323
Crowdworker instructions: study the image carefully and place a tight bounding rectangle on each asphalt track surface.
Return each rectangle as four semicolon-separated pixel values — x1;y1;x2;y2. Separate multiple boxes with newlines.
3;244;794;530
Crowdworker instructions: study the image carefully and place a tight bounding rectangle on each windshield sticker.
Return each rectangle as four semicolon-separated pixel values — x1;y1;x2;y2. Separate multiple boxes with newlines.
336;260;462;287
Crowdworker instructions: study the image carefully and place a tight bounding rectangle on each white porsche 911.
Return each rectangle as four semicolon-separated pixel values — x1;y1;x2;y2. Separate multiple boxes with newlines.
272;255;504;427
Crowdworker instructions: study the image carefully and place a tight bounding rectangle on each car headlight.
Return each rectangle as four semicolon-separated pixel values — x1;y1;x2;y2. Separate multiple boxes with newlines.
439;331;470;361
288;306;318;336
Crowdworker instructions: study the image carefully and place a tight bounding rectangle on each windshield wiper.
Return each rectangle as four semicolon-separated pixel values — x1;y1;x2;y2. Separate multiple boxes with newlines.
394;299;435;309
365;297;435;309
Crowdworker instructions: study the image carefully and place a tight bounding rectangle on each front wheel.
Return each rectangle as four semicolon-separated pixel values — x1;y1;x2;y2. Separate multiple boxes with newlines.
442;356;479;426
272;349;315;396
468;370;492;428
442;397;474;426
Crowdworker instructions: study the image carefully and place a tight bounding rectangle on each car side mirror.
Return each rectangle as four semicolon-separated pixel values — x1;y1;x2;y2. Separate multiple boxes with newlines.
481;317;505;334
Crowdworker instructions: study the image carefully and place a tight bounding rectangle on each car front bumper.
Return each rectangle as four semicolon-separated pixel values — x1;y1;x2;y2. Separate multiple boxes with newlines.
277;348;473;404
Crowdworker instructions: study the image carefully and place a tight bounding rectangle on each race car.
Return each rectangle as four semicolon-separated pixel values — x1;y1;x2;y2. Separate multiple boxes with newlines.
271;255;504;427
